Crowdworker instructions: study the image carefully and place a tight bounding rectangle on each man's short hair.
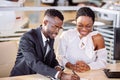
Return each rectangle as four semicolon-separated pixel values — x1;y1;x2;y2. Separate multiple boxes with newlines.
44;9;64;21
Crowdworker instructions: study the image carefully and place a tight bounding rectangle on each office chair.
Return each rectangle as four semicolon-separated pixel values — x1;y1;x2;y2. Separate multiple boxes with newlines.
0;41;18;77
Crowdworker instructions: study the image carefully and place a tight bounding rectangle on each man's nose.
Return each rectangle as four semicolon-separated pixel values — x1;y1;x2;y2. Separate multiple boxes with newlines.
55;28;59;34
53;33;58;38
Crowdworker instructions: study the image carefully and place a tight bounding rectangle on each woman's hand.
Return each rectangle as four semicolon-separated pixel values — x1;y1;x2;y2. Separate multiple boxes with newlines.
75;61;90;72
65;62;76;70
65;61;90;72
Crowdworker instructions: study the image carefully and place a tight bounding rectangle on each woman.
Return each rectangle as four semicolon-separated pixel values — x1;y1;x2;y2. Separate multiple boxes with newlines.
58;7;107;72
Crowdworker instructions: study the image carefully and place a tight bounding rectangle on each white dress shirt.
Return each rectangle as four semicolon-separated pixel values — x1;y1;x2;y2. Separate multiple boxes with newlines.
58;28;107;70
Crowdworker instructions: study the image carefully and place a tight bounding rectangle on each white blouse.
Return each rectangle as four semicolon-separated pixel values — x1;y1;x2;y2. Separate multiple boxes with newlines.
58;28;107;70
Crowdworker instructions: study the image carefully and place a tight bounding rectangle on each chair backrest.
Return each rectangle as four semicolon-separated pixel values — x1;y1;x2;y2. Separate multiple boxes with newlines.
0;41;18;78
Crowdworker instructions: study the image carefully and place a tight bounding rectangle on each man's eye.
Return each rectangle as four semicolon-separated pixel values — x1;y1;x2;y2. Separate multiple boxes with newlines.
78;25;83;27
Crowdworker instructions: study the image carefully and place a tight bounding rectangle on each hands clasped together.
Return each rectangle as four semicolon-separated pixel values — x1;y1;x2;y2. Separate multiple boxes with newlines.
66;61;90;73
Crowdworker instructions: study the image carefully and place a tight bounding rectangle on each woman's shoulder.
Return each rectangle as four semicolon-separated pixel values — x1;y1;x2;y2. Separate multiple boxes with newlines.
88;31;103;39
92;31;105;50
91;31;103;39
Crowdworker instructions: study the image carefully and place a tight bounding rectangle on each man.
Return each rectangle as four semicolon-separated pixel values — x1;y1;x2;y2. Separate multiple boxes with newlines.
10;9;80;80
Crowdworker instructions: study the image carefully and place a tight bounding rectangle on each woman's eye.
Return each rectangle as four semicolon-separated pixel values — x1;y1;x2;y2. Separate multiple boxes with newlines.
86;26;91;28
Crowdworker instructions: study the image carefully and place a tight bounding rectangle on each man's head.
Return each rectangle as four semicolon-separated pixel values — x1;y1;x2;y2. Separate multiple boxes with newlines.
42;9;64;39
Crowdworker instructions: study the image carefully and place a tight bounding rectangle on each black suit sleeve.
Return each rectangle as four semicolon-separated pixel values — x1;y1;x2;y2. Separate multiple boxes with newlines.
51;50;60;67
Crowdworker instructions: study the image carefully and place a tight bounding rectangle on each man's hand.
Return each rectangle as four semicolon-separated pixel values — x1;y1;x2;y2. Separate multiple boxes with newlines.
60;72;80;80
55;66;63;71
71;74;80;80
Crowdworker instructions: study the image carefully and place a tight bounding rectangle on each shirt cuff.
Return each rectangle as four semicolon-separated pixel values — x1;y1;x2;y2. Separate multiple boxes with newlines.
55;65;64;71
55;71;60;79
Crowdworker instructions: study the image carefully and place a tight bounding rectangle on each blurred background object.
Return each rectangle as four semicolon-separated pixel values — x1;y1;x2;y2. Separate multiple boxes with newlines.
41;0;58;6
0;11;16;34
77;0;104;7
0;0;29;35
102;0;120;11
40;0;105;7
0;0;25;6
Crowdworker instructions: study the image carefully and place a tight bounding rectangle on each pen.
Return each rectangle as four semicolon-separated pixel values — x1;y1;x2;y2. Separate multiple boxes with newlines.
72;70;78;76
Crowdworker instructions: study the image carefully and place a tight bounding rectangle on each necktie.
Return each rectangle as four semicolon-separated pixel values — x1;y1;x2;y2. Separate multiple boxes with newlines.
44;40;51;64
44;40;50;62
44;40;49;54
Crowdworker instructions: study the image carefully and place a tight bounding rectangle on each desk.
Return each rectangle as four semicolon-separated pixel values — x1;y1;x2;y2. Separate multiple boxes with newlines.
0;63;120;80
0;74;50;80
65;63;120;80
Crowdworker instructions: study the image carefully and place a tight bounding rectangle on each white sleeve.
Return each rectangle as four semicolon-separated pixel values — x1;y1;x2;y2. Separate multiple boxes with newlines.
57;32;69;67
88;48;108;70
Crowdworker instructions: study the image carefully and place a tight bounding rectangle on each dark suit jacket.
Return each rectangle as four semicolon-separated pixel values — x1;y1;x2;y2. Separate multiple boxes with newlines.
10;27;59;78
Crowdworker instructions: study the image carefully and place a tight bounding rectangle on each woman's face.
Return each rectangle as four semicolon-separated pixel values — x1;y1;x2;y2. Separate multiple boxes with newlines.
76;16;94;37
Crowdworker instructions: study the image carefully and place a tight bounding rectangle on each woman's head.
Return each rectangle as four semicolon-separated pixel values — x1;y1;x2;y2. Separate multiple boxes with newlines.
76;7;95;37
42;9;64;39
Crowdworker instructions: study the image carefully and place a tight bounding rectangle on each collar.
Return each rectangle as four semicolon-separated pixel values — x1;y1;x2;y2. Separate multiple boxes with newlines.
41;31;49;46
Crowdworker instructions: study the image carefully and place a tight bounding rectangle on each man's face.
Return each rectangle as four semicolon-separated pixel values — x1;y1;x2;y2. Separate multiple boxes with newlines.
45;17;63;39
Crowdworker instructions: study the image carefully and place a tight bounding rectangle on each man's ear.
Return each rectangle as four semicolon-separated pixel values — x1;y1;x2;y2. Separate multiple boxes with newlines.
43;20;48;26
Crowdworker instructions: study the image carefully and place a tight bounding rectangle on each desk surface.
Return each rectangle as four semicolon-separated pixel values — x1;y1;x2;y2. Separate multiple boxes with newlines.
0;74;50;80
65;63;120;80
0;63;120;80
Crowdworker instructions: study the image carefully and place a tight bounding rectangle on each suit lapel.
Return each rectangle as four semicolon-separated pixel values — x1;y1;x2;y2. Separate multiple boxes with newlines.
36;26;45;56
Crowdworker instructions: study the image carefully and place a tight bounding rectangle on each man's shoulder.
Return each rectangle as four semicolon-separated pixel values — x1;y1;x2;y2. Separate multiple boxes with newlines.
23;28;38;36
21;28;38;41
